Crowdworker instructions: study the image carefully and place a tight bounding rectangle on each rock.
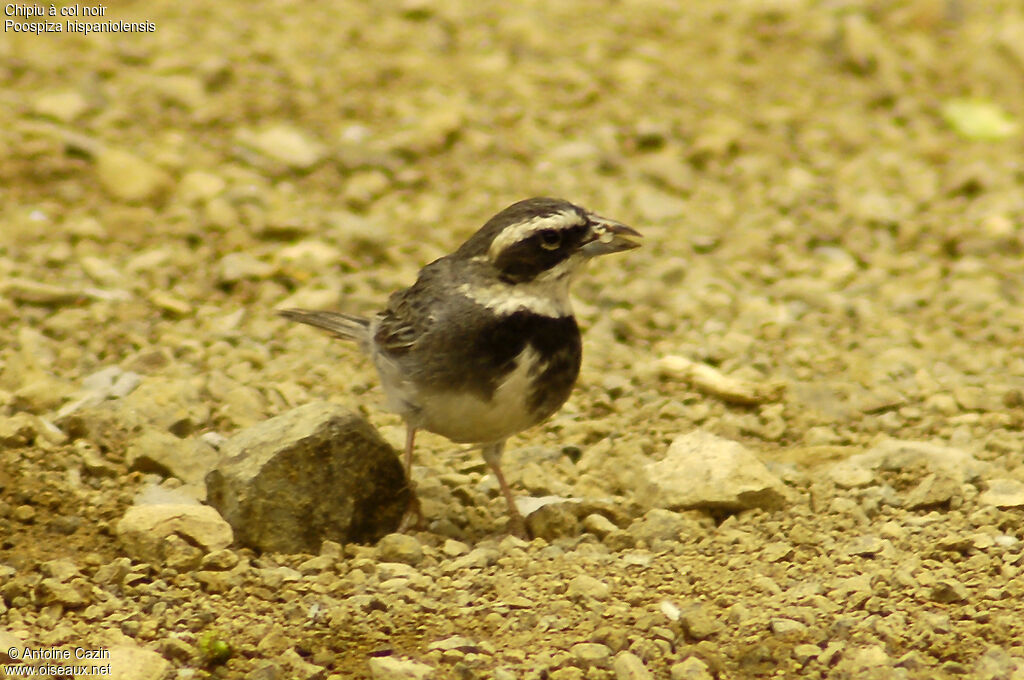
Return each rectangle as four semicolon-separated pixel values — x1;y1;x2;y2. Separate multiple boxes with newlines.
33;89;89;122
904;473;960;509
642;431;789;511
827;459;875;489
116;502;233;564
770;618;808;638
106;644;170;680
39;559;80;581
237;124;325;170
628;508;704;544
613;651;653;680
854;439;990;483
217;252;276;284
582;513;618;538
206;402;408;551
95;147;171;202
367;655;435;680
679;604;722;640
125;430;219;486
377;533;424;565
978;479;1024;508
670;657;714;680
281;648;327;680
567;574;611;600
35;578;89;607
572;642;612;667
522;496;582;539
930;579;970;603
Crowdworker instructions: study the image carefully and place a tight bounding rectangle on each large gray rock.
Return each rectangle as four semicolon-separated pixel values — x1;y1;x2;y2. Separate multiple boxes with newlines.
206;402;408;551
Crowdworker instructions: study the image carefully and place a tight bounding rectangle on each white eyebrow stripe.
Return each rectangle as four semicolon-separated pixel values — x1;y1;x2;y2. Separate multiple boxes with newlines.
487;212;585;260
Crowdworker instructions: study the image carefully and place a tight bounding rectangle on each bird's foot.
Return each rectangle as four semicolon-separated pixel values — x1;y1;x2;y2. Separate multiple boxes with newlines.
397;493;426;532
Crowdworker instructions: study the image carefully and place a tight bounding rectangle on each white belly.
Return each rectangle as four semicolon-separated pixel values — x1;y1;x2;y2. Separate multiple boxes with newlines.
379;345;549;444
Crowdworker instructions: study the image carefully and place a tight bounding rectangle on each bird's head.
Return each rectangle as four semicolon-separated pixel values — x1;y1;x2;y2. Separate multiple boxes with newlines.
457;197;641;284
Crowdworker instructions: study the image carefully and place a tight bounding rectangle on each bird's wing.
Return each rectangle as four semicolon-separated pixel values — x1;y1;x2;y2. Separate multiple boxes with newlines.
372;260;450;355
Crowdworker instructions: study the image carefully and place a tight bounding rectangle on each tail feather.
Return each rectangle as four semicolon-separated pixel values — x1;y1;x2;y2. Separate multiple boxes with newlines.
278;308;371;345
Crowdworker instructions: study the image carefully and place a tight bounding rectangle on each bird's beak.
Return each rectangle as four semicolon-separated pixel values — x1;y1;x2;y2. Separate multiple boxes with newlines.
581;214;642;258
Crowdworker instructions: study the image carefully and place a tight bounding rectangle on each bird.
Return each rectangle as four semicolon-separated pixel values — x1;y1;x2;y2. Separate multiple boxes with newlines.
278;197;640;536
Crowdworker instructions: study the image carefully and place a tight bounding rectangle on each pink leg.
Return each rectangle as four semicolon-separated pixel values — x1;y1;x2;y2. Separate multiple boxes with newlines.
397;426;424;531
482;441;528;538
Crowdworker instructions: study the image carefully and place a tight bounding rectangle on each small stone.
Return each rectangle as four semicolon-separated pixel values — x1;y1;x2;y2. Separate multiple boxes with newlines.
199;548;239;571
827;460;875;489
96;147;171;202
13;505;36;523
792;644;821;664
298;555;335;573
126;430;219;486
567;574;611;600
217;252;276;284
977;478;1024;508
680;604;722;640
39;559;81;581
642;431;789;511
904;473;959;509
367;655;434;680
377;533;424;566
106;644;170;680
582;513;618;538
930;579;970;603
670;657;714;680
571;642;612;667
116;503;233;564
33;89;89;122
845;535;886;557
770;618;808;638
524;497;581;540
628;508;702;544
237;124;325;170
441;539;470;557
36;578;88;607
162;533;204;571
178;170;226;203
613;651;653;680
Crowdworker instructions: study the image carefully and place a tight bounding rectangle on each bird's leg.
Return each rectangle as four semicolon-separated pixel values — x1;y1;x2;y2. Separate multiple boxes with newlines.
482;440;528;538
397;425;424;531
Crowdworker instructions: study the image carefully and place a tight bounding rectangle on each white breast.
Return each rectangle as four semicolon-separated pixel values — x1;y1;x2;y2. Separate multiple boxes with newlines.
377;345;548;444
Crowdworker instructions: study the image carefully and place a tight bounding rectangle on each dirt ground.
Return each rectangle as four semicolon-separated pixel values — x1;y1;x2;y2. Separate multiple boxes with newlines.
3;1;1024;678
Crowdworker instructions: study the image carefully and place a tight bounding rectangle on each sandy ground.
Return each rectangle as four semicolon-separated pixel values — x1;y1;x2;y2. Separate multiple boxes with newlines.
3;1;1024;678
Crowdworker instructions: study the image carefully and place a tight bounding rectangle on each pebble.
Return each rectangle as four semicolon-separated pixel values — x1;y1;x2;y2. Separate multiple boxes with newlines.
367;655;434;680
237;123;325;170
642;430;789;511
571;642;612;667
977;478;1024;508
116;503;233;564
930;579;970;603
33;89;89;122
96;147;171;202
567;574;611;600
613;651;653;680
377;534;424;566
670;657;714;680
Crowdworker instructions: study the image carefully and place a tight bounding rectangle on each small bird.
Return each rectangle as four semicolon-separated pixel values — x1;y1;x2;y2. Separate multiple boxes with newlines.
279;197;640;536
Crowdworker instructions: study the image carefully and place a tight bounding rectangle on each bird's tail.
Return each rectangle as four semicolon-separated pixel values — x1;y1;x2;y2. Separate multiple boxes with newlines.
277;308;372;346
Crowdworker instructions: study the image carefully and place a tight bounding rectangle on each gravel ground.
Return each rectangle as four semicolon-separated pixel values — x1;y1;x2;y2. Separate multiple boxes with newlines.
4;1;1024;679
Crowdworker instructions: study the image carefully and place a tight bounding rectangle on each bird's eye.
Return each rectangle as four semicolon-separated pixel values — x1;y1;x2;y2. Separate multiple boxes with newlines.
538;229;562;250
